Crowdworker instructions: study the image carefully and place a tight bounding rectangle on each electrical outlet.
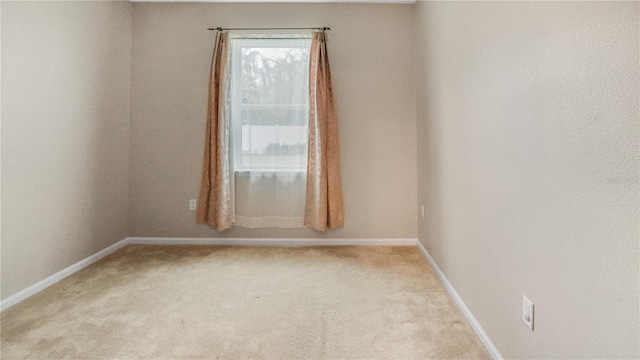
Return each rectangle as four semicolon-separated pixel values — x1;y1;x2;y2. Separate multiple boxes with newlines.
522;295;534;331
421;205;425;218
189;199;197;211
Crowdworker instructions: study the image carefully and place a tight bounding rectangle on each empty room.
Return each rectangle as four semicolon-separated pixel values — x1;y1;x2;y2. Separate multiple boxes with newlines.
1;0;638;359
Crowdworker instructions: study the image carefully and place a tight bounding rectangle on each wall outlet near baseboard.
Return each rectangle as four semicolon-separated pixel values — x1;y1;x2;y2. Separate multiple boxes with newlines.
522;295;534;331
189;199;197;211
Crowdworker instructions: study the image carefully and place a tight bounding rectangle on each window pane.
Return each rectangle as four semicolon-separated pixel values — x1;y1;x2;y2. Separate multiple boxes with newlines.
240;124;308;170
240;47;309;106
240;107;308;126
231;38;311;172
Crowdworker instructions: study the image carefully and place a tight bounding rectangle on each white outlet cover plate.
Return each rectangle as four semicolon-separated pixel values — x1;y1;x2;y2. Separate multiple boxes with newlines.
522;295;534;331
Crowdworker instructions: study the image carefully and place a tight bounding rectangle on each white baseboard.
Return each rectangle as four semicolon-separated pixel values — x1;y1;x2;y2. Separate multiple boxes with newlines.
1;237;417;311
416;241;503;360
128;237;418;246
0;238;130;312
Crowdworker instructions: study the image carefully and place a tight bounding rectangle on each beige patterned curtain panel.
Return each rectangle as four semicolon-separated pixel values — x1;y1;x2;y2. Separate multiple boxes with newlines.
197;30;343;232
196;31;233;231
304;31;344;231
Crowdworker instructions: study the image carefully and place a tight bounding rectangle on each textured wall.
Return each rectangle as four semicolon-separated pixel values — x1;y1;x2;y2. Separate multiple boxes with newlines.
1;1;132;298
130;3;417;239
415;2;639;358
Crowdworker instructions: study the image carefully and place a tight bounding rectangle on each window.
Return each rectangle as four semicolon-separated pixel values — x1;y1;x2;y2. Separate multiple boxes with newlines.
230;37;311;172
197;30;343;231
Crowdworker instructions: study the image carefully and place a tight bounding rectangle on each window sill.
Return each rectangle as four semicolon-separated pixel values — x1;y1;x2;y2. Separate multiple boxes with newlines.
234;170;307;177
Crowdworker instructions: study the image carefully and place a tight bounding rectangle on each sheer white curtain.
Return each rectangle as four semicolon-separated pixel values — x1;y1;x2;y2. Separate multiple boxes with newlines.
230;34;311;229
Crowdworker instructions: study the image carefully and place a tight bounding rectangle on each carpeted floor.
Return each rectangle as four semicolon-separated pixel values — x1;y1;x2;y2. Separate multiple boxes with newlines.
1;245;490;359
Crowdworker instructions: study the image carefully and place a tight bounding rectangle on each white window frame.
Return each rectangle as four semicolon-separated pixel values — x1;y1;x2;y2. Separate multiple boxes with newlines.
230;37;311;173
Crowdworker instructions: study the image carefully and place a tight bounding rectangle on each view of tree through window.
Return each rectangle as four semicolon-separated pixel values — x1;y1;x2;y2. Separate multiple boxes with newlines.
231;38;311;171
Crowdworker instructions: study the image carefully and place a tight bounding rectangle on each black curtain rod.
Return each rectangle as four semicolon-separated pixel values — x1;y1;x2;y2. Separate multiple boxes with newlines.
207;27;331;31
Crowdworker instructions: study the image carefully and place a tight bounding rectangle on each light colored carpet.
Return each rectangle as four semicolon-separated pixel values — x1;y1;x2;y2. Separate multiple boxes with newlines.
1;245;489;359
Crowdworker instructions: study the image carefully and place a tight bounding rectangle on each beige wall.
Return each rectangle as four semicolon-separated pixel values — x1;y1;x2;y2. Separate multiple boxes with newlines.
1;1;132;298
130;3;417;239
3;2;638;358
415;1;639;358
